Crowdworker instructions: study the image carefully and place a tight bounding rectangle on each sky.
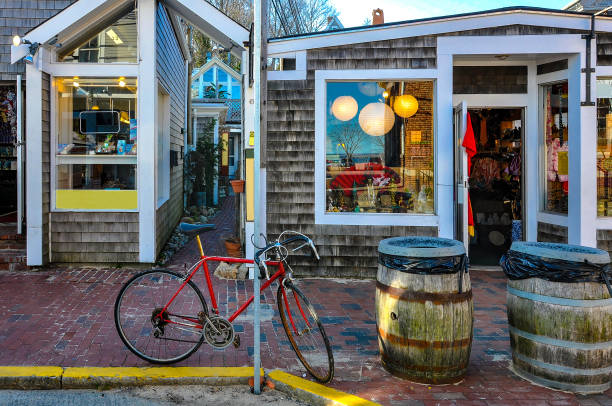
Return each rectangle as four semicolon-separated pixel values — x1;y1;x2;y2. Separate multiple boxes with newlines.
329;0;571;28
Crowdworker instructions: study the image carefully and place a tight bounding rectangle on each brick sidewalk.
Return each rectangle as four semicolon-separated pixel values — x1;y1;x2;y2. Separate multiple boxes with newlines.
0;199;609;405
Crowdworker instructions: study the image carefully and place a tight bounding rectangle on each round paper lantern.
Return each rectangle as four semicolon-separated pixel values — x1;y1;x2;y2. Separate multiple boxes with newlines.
358;102;395;136
331;95;358;121
393;94;419;118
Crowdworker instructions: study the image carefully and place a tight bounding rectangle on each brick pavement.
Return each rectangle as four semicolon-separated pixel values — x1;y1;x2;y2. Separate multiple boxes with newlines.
0;198;610;405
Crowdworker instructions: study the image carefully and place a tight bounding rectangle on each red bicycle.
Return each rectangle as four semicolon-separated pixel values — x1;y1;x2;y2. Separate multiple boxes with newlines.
114;231;334;383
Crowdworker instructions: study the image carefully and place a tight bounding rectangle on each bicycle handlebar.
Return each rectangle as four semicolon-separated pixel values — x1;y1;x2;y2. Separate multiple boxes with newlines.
253;233;319;279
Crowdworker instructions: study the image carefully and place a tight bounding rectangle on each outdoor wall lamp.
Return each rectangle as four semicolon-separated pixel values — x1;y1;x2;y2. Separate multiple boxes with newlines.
13;36;40;64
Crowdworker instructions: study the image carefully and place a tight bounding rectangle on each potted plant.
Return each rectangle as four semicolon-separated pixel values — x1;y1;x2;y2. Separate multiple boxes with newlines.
230;179;245;193
224;236;241;257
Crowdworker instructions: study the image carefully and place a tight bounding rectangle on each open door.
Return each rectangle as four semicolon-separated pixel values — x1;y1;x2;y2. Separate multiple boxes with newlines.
453;101;469;252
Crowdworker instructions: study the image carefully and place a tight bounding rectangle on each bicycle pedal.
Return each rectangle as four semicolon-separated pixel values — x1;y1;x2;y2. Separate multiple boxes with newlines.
233;334;241;348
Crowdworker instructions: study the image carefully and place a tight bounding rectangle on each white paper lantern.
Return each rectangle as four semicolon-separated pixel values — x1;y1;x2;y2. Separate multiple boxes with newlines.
393;94;418;118
331;95;358;121
358;102;395;136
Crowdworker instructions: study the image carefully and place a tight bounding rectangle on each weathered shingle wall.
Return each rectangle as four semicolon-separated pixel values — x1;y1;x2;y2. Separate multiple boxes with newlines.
155;4;186;257
267;39;438;277
0;1;76;81
266;24;601;277
50;213;139;262
537;222;568;244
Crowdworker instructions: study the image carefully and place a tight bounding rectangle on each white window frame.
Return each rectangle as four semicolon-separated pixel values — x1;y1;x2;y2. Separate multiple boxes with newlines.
156;81;171;208
537;71;569;220
50;73;139;212
314;69;440;227
45;4;140;213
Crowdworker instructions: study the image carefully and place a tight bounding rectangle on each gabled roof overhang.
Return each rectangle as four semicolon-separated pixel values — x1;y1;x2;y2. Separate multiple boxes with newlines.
192;57;241;82
268;7;612;55
11;0;249;63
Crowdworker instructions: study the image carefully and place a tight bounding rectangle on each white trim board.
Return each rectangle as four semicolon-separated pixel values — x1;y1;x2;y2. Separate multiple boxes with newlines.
162;0;248;56
269;12;612;54
314;69;441;227
452;94;528;108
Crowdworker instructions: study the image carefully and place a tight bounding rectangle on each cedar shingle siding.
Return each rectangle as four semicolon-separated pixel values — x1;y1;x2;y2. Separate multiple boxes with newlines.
155;4;185;257
0;1;76;81
266;23;602;276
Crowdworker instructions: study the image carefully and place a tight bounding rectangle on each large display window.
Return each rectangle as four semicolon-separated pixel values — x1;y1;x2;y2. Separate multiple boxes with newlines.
597;79;612;217
54;77;137;210
325;81;434;214
542;82;569;214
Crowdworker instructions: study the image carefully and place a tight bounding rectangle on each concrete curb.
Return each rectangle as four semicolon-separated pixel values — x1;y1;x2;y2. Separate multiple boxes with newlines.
0;366;378;406
0;366;262;390
267;370;380;406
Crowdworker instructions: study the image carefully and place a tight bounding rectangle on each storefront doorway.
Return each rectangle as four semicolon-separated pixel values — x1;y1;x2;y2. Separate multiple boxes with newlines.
0;85;18;225
467;108;524;266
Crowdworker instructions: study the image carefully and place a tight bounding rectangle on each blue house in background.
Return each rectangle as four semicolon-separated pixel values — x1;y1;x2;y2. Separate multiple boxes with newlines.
190;56;242;201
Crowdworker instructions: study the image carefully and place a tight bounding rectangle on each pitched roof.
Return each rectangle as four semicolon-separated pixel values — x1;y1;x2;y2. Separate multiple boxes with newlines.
270;6;604;41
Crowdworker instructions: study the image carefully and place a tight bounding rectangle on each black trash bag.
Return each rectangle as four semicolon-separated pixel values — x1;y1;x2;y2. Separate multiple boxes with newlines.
500;250;612;297
378;252;469;293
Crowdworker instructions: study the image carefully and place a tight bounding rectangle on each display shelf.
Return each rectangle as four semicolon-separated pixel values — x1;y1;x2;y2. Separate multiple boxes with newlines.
55;154;137;165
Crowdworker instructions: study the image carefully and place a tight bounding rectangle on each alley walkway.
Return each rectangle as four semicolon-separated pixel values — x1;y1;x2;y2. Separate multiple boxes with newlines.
0;198;609;405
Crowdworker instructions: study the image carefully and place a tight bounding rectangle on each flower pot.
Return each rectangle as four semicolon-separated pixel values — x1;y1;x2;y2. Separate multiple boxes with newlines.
230;179;245;193
224;238;241;258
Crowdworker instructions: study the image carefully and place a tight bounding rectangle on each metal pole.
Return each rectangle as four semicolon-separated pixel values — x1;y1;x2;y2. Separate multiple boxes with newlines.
252;0;263;395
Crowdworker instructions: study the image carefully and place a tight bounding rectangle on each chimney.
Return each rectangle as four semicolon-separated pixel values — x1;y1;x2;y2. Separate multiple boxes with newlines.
372;8;384;25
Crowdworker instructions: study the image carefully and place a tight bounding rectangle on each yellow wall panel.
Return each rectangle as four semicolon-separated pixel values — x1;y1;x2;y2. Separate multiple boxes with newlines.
246;157;254;221
56;190;138;210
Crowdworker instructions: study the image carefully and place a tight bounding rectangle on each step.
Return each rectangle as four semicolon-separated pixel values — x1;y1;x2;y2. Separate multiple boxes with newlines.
0;249;27;271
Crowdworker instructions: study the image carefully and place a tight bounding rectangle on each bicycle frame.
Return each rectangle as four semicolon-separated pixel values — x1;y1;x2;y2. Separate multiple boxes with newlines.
160;235;287;327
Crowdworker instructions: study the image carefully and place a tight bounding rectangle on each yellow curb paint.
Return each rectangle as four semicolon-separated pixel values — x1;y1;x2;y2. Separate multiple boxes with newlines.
62;367;263;380
0;366;63;378
268;370;380;406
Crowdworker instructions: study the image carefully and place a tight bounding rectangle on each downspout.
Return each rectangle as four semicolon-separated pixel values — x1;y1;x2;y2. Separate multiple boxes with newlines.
582;7;612;106
186;26;194;147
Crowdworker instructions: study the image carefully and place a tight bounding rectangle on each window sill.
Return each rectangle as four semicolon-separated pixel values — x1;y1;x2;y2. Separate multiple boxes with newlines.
315;212;439;227
56;154;137;165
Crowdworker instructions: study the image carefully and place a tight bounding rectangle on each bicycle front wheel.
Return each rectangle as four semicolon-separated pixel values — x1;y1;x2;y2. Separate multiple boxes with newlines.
114;270;207;364
277;281;334;383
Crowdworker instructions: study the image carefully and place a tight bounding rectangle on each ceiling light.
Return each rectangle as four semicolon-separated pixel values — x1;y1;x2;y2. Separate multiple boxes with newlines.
73;77;79;87
106;29;123;45
118;77;126;87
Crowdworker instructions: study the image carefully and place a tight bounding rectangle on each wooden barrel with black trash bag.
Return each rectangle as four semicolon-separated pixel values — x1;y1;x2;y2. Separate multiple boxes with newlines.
504;242;612;394
376;237;473;384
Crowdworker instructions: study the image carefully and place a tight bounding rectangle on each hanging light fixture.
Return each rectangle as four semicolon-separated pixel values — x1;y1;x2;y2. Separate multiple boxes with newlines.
331;95;358;121
393;94;419;118
358;102;395;136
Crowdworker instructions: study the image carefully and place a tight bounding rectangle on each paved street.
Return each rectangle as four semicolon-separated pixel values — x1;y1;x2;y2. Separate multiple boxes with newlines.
0;199;610;405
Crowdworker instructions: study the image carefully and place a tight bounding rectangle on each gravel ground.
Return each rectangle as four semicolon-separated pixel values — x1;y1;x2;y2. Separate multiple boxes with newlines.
0;386;305;406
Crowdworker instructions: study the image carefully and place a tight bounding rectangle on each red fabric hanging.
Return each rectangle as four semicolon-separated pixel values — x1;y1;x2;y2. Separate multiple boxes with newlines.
462;113;477;237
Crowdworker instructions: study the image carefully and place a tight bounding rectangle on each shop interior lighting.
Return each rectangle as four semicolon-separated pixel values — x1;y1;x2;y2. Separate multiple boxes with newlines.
106;29;123;45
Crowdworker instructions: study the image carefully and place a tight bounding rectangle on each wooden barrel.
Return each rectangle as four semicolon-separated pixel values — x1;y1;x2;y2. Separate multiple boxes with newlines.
506;242;612;394
376;237;473;384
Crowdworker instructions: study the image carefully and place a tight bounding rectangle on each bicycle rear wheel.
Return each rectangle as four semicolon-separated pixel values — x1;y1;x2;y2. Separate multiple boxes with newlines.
114;270;207;364
277;281;334;383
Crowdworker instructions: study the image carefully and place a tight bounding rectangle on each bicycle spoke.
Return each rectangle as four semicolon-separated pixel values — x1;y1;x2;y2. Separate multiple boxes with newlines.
115;270;207;364
277;282;334;383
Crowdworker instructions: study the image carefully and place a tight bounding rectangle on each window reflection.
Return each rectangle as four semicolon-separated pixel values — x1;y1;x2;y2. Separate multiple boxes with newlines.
325;81;435;214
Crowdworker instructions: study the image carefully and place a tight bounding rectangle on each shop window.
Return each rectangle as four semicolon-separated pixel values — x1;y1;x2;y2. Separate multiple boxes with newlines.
597;78;612;217
58;4;138;63
55;77;137;210
542;82;569;214
325;81;434;214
